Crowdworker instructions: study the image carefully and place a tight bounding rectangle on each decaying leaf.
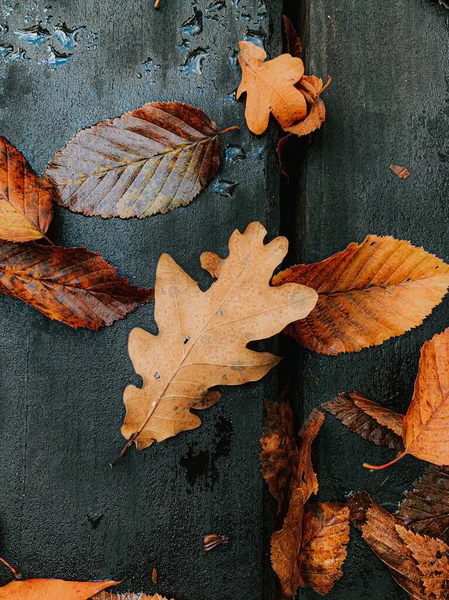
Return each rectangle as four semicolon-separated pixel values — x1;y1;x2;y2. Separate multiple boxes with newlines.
260;398;297;513
272;235;449;355
365;328;449;470
360;503;426;599
236;41;307;135
0;241;153;329
323;392;404;451
299;502;350;596
390;164;410;179
396;526;449;598
114;222;317;460
45;102;231;219
94;595;172;600
283;15;303;59
270;409;324;598
0;137;54;242
397;465;449;543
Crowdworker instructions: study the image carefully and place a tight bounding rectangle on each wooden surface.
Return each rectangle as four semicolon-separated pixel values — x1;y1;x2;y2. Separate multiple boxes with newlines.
0;0;449;599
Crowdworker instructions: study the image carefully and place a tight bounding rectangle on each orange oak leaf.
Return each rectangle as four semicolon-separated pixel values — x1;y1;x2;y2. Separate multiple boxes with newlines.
236;41;307;135
323;392;404;451
360;504;426;599
396;465;449;543
260;398;297;513
0;137;54;243
0;242;153;329
45;102;235;219
299;502;350;596
270;409;324;598
396;525;449;599
114;222;317;461
365;328;449;470
272;235;449;355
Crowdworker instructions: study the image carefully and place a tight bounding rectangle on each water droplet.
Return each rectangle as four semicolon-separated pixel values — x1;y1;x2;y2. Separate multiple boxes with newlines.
154;371;161;381
0;43;13;57
136;72;142;78
42;45;72;67
177;42;190;53
225;144;246;165
257;0;267;19
179;47;208;76
179;7;203;37
229;48;238;68
249;146;264;160
15;23;51;46
52;22;85;53
239;12;251;21
0;23;8;35
244;27;265;48
213;180;239;197
205;0;225;21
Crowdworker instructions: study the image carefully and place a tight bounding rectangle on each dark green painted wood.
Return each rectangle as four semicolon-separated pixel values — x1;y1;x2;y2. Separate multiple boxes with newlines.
283;0;449;598
0;1;280;599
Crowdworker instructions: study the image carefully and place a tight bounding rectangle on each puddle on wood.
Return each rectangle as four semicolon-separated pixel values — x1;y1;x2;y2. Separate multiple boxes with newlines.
179;47;209;76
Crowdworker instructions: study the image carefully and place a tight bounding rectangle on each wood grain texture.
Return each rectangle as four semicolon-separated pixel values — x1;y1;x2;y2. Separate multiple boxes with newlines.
0;1;281;599
282;0;449;597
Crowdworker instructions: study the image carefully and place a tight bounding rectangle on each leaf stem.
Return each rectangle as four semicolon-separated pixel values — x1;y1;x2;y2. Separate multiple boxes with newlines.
219;126;240;136
363;450;407;471
154;0;161;8
42;234;56;246
0;557;21;579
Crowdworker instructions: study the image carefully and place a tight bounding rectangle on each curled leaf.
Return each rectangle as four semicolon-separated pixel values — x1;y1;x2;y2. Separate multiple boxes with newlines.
0;242;153;329
273;235;449;355
0;137;54;242
45;102;225;219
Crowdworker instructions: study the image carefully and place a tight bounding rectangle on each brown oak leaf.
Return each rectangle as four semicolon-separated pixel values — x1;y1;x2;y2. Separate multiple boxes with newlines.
323;392;404;451
299;502;350;596
272;235;449;355
397;465;449;543
114;222;317;461
260;398;297;513
45;102;232;219
283;15;303;59
0;242;153;329
0;137;54;242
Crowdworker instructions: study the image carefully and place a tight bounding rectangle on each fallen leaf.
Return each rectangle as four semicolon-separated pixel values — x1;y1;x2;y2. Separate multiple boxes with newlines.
365;327;449;470
0;137;54;242
284;76;330;137
361;504;426;599
299;502;350;596
397;465;449;542
236;41;307;135
151;569;157;585
270;409;324;598
283;15;303;58
45;102;233;219
390;164;410;179
272;235;449;355
114;222;317;460
323;392;404;451
0;241;153;329
260;398;297;513
94;595;171;600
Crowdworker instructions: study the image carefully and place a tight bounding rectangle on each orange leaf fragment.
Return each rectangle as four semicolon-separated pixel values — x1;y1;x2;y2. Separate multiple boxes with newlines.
390;164;410;179
0;137;54;242
115;222;317;459
94;594;172;600
299;502;350;596
236;41;307;135
0;577;119;599
273;235;449;355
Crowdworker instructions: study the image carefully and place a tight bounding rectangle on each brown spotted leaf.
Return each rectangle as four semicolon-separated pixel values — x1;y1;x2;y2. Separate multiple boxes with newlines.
397;465;449;543
0;242;153;329
299;502;350;596
270;409;324;598
116;222;317;457
323;392;404;451
361;504;426;599
94;594;172;600
272;235;449;355
45;102;225;219
0;137;54;242
396;525;449;599
260;398;297;513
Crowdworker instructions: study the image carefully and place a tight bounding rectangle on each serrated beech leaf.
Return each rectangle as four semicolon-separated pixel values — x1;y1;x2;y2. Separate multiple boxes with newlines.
116;222;317;458
272;235;449;355
396;465;449;543
260;399;297;514
365;328;449;470
0;242;153;329
0;137;54;242
323;392;404;451
236;41;307;135
270;409;324;598
299;502;350;596
45;102;226;219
